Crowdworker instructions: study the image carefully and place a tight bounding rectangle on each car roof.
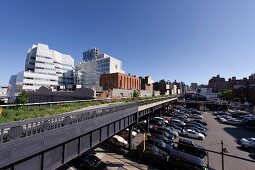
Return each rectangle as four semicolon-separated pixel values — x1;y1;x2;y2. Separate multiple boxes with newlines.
187;129;196;132
165;146;204;165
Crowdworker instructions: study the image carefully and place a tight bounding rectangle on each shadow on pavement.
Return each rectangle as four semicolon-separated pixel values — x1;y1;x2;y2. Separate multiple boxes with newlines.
105;161;125;167
249;153;255;160
223;127;255;142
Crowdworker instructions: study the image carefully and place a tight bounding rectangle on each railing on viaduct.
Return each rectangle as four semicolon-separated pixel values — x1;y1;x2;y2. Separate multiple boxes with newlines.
0;96;177;170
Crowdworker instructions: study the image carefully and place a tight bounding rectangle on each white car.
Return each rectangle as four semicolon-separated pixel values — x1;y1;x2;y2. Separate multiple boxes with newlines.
182;129;205;140
240;137;255;147
109;135;128;147
219;118;227;123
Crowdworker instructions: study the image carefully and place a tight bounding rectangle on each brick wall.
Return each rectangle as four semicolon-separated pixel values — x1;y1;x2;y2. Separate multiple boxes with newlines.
100;73;141;91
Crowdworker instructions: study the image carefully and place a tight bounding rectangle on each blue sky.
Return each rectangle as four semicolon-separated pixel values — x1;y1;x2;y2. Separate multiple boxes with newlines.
1;0;255;86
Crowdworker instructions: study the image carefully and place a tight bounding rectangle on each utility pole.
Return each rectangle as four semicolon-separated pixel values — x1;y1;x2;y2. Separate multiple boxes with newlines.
221;140;224;170
207;151;210;168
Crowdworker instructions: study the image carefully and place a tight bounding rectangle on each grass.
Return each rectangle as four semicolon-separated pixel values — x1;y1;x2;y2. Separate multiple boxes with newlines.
0;96;172;124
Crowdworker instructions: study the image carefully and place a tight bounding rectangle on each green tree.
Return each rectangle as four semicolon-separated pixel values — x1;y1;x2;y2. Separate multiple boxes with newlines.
152;90;155;97
16;91;28;104
133;90;139;98
218;89;232;100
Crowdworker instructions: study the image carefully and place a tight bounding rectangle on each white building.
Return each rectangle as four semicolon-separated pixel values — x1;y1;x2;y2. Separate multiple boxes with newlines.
75;51;124;89
197;87;217;100
8;43;74;102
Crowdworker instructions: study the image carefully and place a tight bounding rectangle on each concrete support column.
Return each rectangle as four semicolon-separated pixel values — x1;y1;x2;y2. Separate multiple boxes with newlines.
128;125;133;150
146;116;150;133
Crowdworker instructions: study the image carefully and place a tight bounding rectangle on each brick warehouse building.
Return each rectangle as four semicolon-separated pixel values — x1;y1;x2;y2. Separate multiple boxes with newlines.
100;72;141;91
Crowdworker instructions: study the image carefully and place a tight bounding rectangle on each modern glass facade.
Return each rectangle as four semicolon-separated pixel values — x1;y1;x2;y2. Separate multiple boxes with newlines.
7;43;75;102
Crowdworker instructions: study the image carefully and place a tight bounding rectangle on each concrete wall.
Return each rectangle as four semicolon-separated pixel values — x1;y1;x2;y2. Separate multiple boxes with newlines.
112;89;133;98
140;90;160;97
28;87;96;103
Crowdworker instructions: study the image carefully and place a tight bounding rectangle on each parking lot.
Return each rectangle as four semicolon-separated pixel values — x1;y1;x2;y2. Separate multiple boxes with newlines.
60;109;255;170
175;111;255;170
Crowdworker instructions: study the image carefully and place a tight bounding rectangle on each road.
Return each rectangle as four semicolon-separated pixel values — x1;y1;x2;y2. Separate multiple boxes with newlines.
185;112;255;170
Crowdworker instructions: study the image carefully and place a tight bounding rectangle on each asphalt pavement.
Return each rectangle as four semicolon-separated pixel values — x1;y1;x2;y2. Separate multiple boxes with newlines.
179;111;255;170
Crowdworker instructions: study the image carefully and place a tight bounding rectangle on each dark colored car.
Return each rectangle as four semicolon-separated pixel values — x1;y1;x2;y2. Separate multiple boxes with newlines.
149;128;175;140
164;112;176;117
152;126;178;137
185;124;207;132
77;154;106;170
189;119;207;126
190;110;202;115
178;138;207;158
167;123;183;131
150;119;165;126
135;143;168;167
186;122;208;130
150;134;173;144
146;137;173;154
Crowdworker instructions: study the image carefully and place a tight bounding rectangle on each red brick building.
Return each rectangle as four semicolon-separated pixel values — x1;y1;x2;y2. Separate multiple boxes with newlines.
208;75;255;92
100;73;141;91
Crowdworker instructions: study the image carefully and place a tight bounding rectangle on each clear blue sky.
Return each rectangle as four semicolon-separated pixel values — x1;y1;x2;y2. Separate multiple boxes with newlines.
1;0;255;86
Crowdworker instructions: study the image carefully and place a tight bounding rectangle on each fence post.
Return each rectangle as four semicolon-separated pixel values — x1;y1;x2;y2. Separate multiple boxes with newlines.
221;140;224;170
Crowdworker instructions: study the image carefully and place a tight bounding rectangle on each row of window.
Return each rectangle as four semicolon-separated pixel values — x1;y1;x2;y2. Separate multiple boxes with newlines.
36;60;54;65
35;67;55;71
54;61;73;67
24;77;57;82
36;55;52;60
98;63;109;68
24;83;56;87
97;59;109;64
35;72;57;76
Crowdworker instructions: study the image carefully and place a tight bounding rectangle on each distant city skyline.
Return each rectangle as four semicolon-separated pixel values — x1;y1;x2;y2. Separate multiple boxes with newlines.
1;0;255;86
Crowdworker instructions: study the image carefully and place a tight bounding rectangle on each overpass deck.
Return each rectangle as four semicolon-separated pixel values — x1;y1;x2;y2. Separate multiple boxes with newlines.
0;97;177;170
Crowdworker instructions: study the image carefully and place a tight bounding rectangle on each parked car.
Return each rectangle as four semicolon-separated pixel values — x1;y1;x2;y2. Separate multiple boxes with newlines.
178;138;207;158
150;134;173;144
240;138;255;148
176;112;190;117
181;129;205;140
189;114;203;119
108;135;128;147
185;124;207;132
150;128;175;140
125;128;137;137
189;119;207;126
154;117;169;123
152;126;179;137
190;110;202;115
135;144;168;167
164;112;176;117
219;118;228;124
146;137;174;154
170;119;186;126
183;127;207;137
226;119;242;126
167;124;183;134
76;154;107;170
176;115;189;122
133;127;141;133
150;119;165;126
186;122;207;130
